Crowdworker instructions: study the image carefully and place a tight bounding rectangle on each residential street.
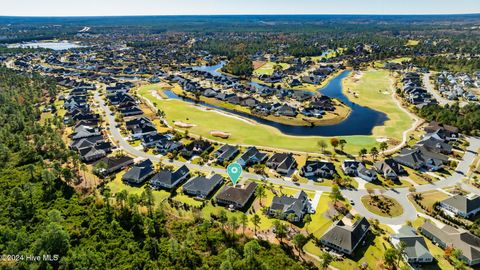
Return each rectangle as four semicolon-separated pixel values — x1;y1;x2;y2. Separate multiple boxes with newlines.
94;91;480;225
423;72;468;107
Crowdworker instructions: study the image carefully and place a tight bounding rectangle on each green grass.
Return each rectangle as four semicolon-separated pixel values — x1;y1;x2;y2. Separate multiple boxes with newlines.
343;69;414;144
301;48;345;62
173;194;204;207
129;140;141;147
137;86;380;153
253;62;289;76
107;171;170;206
406;40;420;46
307;193;333;237
410;217;457;270
361;195;404;217
331;225;398;269
414;190;450;212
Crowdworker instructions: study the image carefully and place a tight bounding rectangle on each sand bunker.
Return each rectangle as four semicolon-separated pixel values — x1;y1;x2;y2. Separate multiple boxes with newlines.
210;130;231;139
376;137;389;143
174;121;196;128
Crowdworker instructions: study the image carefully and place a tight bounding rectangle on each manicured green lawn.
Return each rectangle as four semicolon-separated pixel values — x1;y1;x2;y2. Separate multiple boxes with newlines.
361;195;404;217
343;69;414;144
414;190;450;212
331;225;399;269
173;194;204;207
411;217;457;270
253;62;289;76
137;83;170;98
307;193;333;237
137;85;379;153
106;171;170;206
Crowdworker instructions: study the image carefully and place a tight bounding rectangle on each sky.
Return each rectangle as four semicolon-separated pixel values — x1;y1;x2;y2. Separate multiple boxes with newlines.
1;0;479;16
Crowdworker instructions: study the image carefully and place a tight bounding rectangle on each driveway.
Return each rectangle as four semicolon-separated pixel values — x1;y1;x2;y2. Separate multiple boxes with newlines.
94;91;480;225
94;91;327;193
343;136;480;225
423;73;467;107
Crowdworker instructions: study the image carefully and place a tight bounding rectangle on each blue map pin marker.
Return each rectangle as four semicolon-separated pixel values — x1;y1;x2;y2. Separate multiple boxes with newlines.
227;163;242;185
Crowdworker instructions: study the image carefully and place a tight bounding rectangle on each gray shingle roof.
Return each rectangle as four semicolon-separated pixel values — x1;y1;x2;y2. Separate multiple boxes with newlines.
391;226;432;260
441;194;480;214
183;174;224;197
320;217;370;253
270;190;310;219
122;159;154;184
420;222;480;264
150;165;190;188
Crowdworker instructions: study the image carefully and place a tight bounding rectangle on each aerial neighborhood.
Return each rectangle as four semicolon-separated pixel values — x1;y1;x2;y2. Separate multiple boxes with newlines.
2;12;480;270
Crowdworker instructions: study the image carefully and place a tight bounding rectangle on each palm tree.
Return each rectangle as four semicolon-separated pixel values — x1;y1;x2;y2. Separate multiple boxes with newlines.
370;147;379;161
255;185;266;206
219;209;228;230
117;190;128;210
379;141;388;155
228;216;239;235
396;241;407;267
273;220;287;243
287;213;297;226
384;248;398;269
359;148;367;160
251;214;261;235
320;252;333;270
155;161;163;172
329;185;343;204
303;214;312;233
240;213;248;236
339;139;347;152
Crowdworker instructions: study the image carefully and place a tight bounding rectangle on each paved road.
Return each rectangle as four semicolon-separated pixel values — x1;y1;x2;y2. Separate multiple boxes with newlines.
94;91;480;225
343;136;480;225
423;73;467;107
95;92;331;191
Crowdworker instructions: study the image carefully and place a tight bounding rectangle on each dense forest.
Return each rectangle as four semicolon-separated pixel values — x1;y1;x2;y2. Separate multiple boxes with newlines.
418;103;480;135
412;56;480;73
0;68;308;270
221;55;254;77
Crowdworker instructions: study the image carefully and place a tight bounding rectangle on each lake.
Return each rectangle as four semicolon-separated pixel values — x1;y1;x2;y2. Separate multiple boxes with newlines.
184;63;387;136
7;41;83;51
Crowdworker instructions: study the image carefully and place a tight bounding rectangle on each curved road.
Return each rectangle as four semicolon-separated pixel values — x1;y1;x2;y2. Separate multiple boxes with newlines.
94;91;480;225
423;72;468;107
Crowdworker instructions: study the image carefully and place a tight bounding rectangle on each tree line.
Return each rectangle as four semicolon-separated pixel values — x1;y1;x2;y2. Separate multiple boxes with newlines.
0;67;309;269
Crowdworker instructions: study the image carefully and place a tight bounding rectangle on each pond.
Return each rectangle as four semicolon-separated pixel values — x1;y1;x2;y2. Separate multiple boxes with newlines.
7;41;84;51
184;63;387;136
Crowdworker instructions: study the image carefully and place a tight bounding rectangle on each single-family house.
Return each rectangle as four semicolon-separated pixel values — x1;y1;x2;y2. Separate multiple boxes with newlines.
420;222;480;266
266;153;297;174
150;165;190;190
213;144;240;163
300;160;336;179
439;194;480;219
94;156;134;176
236;146;268;167
216;182;258;210
268;190;311;222
122;159;155;185
390;226;433;264
183;174;224;198
320;217;370;255
374;159;405;180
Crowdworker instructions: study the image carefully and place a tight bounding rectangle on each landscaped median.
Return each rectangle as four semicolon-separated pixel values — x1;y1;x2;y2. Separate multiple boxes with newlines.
361;194;404;217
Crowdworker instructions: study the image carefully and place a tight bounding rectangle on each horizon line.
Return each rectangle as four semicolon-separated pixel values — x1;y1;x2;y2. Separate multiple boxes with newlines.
1;13;480;18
